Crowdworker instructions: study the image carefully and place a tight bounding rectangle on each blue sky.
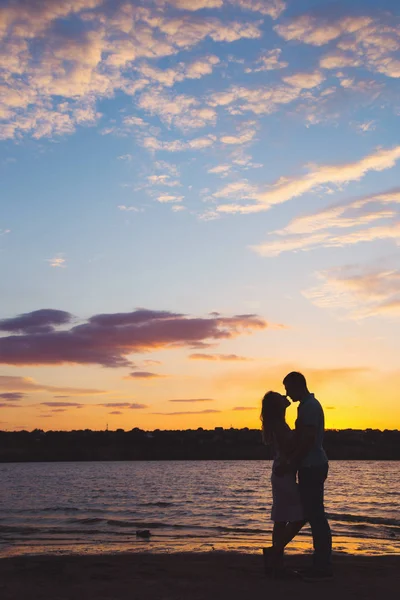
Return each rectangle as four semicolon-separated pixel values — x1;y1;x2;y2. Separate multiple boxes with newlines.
0;0;399;431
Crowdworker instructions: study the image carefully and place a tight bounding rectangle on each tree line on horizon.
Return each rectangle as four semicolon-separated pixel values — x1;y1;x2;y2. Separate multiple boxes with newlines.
0;427;399;461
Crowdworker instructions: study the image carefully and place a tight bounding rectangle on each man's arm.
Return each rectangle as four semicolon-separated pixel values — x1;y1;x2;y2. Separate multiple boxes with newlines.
287;423;316;468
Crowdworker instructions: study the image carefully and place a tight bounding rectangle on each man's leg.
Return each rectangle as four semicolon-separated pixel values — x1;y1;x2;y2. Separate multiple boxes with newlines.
298;464;332;571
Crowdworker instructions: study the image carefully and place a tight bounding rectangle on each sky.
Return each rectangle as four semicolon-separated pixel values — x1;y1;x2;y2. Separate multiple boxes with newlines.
1;0;400;432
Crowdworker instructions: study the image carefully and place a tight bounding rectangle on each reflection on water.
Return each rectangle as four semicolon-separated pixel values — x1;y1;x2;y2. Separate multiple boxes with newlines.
0;460;399;557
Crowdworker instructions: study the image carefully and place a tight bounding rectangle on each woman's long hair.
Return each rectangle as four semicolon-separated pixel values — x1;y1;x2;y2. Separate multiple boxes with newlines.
260;391;289;445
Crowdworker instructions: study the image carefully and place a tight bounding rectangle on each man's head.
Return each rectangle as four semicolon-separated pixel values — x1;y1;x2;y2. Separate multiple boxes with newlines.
283;371;309;402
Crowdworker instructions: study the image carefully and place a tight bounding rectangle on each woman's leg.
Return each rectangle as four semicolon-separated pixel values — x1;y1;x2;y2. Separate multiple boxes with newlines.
272;521;287;549
272;520;305;552
282;519;306;548
271;522;286;570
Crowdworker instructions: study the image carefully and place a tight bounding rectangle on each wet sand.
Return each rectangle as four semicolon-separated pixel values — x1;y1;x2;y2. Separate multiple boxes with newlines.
0;551;398;600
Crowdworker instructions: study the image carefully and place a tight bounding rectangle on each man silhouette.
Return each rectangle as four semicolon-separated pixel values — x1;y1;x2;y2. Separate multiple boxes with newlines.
282;372;332;581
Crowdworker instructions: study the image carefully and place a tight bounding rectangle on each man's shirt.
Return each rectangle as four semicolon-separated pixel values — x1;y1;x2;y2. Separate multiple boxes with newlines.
296;393;328;468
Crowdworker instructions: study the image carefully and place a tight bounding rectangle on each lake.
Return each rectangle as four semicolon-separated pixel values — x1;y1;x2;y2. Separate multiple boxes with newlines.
0;460;399;557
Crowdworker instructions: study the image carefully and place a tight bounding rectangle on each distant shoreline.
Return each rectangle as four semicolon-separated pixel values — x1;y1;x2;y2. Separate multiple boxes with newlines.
1;428;399;461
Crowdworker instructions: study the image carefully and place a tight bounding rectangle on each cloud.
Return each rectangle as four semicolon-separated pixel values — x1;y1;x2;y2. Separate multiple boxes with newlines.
0;375;105;395
230;0;286;19
158;0;223;9
282;70;325;89
138;89;217;131
159;0;286;19
319;52;361;70
143;359;162;366
148;175;180;187
353;120;376;133
275;14;371;46
208;164;231;175
123;116;147;128
46;255;66;268
109;411;122;415
217;145;400;215
0;308;265;369
157;194;184;203
0;403;23;408
0;309;71;334
220;129;256;145
118;205;142;212
98;402;148;409
40;402;84;408
213;180;258;200
276;13;400;79
232;406;257;410
127;371;164;379
0;1;263;140
168;398;214;402
136;55;220;88
154;161;179;176
245;48;288;73
189;353;249;361
0;392;25;401
208;82;305;116
142;134;216;152
303;263;400;319
152;409;221;415
251;188;400;256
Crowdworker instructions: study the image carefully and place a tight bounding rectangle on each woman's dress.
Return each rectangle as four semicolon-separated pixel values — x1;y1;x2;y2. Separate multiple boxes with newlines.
271;429;304;523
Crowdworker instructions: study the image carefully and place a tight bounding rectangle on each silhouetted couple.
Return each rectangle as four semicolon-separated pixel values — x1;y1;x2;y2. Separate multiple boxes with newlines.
261;372;332;582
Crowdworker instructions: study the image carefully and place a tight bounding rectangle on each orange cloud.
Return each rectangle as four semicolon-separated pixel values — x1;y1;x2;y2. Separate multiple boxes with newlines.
189;353;250;361
0;375;105;396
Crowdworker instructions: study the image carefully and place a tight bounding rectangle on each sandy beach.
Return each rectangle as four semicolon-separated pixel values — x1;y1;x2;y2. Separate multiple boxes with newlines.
0;551;399;600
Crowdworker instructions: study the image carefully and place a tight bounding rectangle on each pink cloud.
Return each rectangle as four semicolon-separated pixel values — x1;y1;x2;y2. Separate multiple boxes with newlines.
126;371;165;379
189;353;250;361
0;392;25;401
0;309;71;333
0;308;267;367
40;402;84;408
98;402;148;409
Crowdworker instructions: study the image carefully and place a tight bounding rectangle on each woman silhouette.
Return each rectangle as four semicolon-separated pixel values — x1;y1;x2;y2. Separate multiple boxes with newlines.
261;391;305;577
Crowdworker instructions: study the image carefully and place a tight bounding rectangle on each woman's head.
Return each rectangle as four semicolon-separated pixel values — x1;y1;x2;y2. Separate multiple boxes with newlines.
260;391;290;444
